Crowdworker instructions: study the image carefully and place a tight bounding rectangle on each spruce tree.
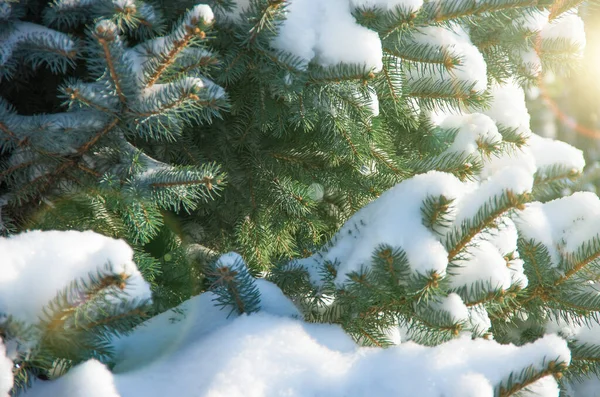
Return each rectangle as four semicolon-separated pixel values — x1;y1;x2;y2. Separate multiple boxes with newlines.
2;0;600;396
1;0;227;308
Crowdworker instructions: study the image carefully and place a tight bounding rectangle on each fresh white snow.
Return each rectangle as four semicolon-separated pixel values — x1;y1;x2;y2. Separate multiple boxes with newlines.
407;25;488;93
479;80;532;139
23;359;120;397
224;0;426;73
515;192;600;266
272;0;383;71
541;13;586;48
0;339;12;397
24;307;571;397
0;230;151;325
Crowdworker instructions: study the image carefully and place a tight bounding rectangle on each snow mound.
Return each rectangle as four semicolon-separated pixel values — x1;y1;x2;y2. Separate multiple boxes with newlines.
0;230;152;325
23;359;120;397
112;278;300;373
25;310;570;397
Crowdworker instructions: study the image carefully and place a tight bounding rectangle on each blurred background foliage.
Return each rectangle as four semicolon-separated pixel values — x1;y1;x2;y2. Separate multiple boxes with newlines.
529;4;600;183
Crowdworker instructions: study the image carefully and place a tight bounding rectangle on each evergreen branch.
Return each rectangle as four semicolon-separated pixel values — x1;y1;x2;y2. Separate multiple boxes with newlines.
25;44;77;62
76;118;118;155
42;267;131;332
14;160;72;199
558;294;600;312
222;50;248;79
520;240;547;286
0;22;77;79
246;0;286;45
0;121;27;146
76;163;101;177
167;54;220;82
83;307;149;330
421;194;454;234
556;236;600;286
270;152;319;169
93;27;126;104
370;147;403;175
549;0;585;20
149;173;217;190
132;93;206;118
255;47;303;75
571;356;600;362
208;255;261;316
447;191;529;261
380;11;419;37
464;290;502;307
0;160;34;180
571;343;600;362
381;63;399;100
514;286;550;309
146;29;206;88
357;326;384;347
534;169;580;186
383;44;459;70
248;170;257;209
64;87;115;114
347;271;376;290
339;126;360;157
408;89;473;101
421;0;538;23
12;117;117;201
308;66;375;85
461;283;519;308
497;361;565;397
415;314;463;336
498;126;528;148
410;152;481;181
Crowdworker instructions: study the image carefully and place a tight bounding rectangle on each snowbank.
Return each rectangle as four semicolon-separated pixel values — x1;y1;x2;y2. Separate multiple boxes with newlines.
24;305;570;397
